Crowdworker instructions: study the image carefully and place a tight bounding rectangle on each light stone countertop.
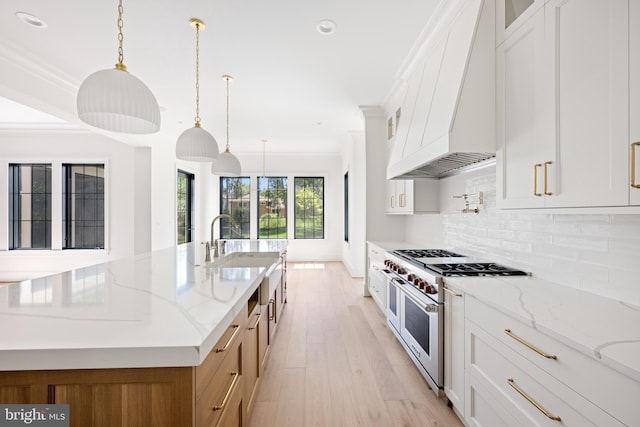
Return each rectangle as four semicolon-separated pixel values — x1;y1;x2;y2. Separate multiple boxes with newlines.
0;240;287;371
444;275;640;383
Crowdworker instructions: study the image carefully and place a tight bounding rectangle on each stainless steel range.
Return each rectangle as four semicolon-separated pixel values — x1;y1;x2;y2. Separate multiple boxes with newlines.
381;248;527;396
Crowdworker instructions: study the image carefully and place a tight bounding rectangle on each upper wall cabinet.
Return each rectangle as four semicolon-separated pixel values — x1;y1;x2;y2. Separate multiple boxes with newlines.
495;0;544;46
497;0;635;209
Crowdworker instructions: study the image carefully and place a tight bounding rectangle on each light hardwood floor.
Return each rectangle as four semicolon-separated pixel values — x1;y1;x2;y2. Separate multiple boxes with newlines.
248;262;464;427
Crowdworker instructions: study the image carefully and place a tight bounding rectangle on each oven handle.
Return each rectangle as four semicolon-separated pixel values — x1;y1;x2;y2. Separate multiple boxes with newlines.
398;286;440;313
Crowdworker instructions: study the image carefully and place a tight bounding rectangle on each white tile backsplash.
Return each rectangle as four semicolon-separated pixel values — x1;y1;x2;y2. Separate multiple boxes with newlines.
410;166;640;305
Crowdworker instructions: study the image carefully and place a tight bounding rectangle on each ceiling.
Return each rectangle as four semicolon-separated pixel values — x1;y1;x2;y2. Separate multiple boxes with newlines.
0;0;439;154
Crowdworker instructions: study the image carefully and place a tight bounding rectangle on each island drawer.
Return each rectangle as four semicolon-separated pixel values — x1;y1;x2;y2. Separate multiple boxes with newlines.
195;332;242;427
196;307;247;397
466;296;639;426
466;319;624;427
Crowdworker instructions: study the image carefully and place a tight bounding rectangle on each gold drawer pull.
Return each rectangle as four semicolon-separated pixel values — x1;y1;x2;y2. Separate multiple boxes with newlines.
216;325;240;353
213;372;240;411
443;287;463;297
248;312;262;330
632;142;640;188
390;196;395;208
399;193;405;207
543;161;553;195
504;329;557;359
268;299;275;321
533;164;542;196
507;378;561;422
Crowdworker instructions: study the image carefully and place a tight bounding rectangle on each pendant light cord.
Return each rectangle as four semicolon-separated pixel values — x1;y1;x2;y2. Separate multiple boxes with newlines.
115;0;127;71
194;23;201;126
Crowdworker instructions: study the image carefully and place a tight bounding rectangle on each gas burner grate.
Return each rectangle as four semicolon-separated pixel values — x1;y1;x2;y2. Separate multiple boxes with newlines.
393;249;466;259
426;263;528;277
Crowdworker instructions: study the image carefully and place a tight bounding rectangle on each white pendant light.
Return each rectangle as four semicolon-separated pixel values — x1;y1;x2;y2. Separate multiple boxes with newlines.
212;75;241;176
176;19;219;162
77;0;160;134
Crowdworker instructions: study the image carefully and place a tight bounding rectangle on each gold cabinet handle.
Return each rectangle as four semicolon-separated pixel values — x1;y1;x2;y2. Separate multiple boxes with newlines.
507;378;561;421
533;164;542;196
248;312;261;330
443;287;463;297
268;299;275;321
632;142;640;188
390;196;395;208
399;193;405;207
504;329;557;359
215;325;240;353
212;372;240;411
543;161;553;195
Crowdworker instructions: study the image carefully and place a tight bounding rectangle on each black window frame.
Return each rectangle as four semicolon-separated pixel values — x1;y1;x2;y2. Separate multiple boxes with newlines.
8;163;52;250
62;163;106;250
294;177;324;240
219;176;251;239
257;176;288;239
177;170;195;245
344;172;349;243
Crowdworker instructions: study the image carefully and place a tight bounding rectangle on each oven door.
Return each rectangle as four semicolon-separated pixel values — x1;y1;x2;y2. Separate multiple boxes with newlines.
400;289;443;388
385;276;402;333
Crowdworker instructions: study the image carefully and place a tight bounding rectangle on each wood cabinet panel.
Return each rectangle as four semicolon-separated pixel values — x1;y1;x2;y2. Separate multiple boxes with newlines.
244;304;261;416
196;334;242;427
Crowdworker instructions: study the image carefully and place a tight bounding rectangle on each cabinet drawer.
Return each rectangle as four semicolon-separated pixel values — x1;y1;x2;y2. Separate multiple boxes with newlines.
466;296;638;425
196;307;246;396
368;244;386;264
466;320;624;427
196;334;242;427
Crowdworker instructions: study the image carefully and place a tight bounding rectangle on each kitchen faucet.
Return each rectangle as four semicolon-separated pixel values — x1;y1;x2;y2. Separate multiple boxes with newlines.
205;214;237;262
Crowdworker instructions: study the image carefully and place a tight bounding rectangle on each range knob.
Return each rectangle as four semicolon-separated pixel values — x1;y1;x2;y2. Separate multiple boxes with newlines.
417;279;426;289
407;273;415;282
423;284;436;294
384;260;390;267
397;267;406;275
413;278;421;287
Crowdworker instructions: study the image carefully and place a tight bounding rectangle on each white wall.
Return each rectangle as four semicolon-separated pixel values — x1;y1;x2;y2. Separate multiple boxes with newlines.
0;130;148;281
212;152;344;263
342;132;366;277
408;165;640;306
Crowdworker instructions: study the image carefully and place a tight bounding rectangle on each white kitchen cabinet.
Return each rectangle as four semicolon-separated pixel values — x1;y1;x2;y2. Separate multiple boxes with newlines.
465;319;625;427
386;179;439;214
631;1;640;206
367;243;387;313
497;0;633;209
542;0;629;208
464;295;639;427
496;7;546;209
443;283;465;418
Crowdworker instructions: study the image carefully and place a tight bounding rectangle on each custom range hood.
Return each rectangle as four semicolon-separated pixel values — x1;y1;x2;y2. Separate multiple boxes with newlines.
387;0;495;180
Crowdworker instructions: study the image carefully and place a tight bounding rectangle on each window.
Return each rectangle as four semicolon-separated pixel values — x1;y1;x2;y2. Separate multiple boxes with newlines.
257;177;287;239
295;177;324;239
63;164;105;249
220;177;250;239
9;164;52;249
344;172;348;242
176;170;194;244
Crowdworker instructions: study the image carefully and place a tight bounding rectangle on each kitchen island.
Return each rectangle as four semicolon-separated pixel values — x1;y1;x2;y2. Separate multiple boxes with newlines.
0;240;287;427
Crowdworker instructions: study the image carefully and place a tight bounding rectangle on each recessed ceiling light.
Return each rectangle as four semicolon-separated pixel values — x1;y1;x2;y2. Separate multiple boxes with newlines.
317;19;336;35
15;12;47;28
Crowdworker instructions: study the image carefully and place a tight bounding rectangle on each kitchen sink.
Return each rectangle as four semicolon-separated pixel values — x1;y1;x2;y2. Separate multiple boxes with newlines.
212;251;280;268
